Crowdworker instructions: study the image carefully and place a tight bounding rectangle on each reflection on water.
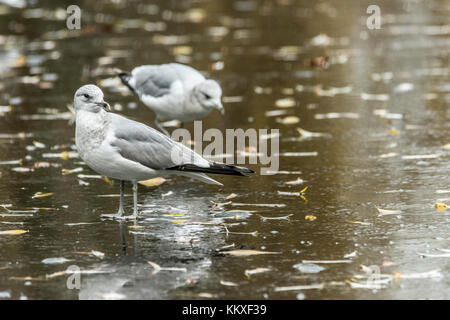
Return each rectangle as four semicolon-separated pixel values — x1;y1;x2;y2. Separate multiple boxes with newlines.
0;0;449;299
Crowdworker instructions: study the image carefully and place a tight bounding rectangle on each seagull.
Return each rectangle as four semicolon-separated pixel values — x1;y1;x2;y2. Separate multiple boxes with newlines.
74;84;252;219
114;63;224;135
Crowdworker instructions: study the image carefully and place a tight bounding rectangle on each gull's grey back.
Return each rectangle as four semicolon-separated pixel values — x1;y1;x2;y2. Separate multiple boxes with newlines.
131;63;205;98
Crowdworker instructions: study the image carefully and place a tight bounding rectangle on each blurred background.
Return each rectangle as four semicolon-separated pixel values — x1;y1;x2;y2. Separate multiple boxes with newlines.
0;0;449;299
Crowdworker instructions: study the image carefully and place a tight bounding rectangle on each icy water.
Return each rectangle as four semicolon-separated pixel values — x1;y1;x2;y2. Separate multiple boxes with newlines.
0;0;449;300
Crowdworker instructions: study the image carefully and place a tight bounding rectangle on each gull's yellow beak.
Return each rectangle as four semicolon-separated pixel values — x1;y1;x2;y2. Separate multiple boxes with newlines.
97;101;111;111
217;102;225;115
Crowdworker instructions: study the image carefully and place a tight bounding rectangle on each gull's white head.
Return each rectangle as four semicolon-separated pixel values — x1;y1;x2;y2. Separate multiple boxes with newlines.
194;80;224;115
74;84;111;113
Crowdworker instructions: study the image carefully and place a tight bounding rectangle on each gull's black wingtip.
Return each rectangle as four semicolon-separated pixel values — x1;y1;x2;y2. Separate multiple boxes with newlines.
167;162;254;177
114;68;135;94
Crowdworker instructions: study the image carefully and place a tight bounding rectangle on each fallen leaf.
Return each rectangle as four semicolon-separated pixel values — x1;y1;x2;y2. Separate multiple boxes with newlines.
389;128;400;136
32;192;53;199
226;193;237;200
276;116;300;125
0;229;28;235
302;259;352;264
275;283;325;292
376;207;402;216
305;215;316;221
220;280;239;287
244;267;271;278
275;97;296;108
139;177;167;187
434;202;447;211
220;250;280;257
285;178;304;185
259;214;293;221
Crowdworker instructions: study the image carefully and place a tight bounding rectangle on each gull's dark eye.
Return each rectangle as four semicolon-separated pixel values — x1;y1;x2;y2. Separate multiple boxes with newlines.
202;92;211;99
83;94;90;99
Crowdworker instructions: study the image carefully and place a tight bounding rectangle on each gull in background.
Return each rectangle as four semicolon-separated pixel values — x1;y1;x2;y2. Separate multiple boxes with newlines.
73;84;251;219
115;63;224;135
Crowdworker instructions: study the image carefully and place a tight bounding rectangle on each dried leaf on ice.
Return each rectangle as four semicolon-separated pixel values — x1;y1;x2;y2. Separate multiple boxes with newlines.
305;215;316;221
259;214;293;221
377;152;398;159
275;97;296;108
401;154;440;160
275;283;325;292
0;229;28;235
244;268;271;278
41;257;71;264
225;193;237;200
434;202;447;211
275;116;300;125
296;128;330;139
314;112;360;119
418;252;450;258
302;259;352;264
65;222;99;226
376;207;402;216
32;192;53;199
361;92;389;101
285;177;304;185
394;269;442;279
220;280;239;287
220;250;280;257
139;177;166;187
61;167;83;175
147;261;187;275
0;159;23;165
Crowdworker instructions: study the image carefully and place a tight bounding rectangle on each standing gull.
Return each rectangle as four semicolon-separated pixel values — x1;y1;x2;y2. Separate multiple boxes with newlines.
74;84;251;219
115;63;224;135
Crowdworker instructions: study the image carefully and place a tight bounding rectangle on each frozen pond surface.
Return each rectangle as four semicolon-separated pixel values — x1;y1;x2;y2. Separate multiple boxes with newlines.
0;0;449;299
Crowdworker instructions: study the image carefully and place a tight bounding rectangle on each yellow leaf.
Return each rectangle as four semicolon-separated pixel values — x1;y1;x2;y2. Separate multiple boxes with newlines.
172;46;193;56
389;128;399;136
32;192;53;199
305;215;316;221
276;116;300;125
139;177;166;187
434;202;447;211
0;229;28;235
275;97;296;108
103;176;113;185
192;221;214;225
171;220;188;224
12;55;26;68
300;195;308;203
300;186;309;194
128;225;144;229
60;151;69;160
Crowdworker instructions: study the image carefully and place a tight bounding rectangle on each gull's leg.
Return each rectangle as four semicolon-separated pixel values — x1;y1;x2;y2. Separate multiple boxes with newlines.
180;122;184;129
117;180;125;216
132;181;138;218
101;180;132;220
154;118;170;136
